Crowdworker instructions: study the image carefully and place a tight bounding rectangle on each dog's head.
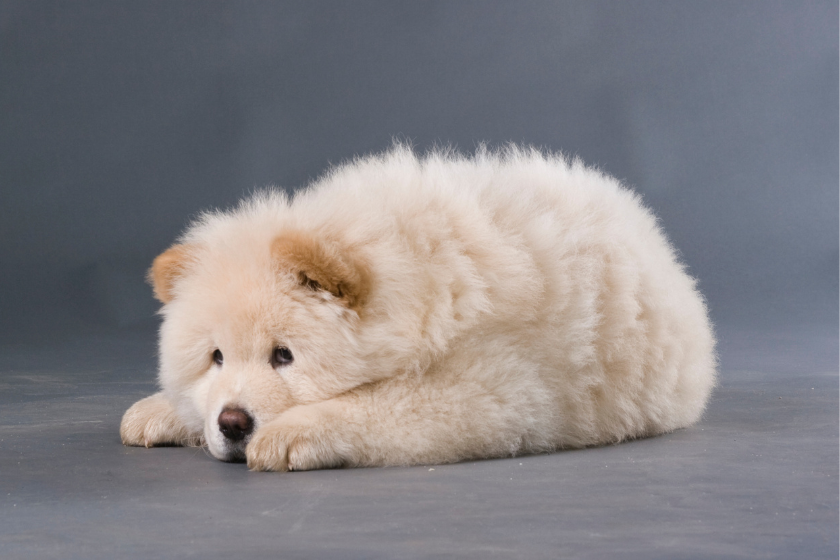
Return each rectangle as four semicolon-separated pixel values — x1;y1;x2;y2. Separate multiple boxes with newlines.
149;228;372;462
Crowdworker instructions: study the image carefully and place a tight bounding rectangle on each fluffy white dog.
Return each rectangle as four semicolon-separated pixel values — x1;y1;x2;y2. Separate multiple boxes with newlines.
121;145;716;471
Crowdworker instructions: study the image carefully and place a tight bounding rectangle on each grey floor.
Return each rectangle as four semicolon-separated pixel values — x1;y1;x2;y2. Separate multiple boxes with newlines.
0;323;837;560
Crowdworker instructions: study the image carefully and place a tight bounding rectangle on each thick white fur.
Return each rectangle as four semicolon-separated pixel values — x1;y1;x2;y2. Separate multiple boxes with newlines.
120;145;716;471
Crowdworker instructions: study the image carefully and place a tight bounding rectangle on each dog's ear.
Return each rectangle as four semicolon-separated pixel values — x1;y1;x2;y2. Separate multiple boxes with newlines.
148;244;197;304
272;232;370;309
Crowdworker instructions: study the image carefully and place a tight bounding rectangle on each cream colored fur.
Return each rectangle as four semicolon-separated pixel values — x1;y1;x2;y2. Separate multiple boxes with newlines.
120;145;717;471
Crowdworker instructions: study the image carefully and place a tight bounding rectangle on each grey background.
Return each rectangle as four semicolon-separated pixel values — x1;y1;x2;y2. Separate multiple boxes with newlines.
0;2;837;559
1;0;837;340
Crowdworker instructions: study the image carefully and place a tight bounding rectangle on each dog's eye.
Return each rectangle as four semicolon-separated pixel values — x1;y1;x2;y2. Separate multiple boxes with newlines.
271;346;294;368
212;349;223;366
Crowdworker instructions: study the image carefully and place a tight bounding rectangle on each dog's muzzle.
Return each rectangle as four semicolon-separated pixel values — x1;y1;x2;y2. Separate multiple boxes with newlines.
213;407;254;462
218;407;254;442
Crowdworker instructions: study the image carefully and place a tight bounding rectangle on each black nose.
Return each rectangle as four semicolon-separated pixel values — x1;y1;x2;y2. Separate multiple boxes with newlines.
218;407;254;442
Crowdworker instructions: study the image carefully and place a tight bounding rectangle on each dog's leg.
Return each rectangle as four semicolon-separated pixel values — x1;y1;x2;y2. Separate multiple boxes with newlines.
246;367;554;471
120;392;201;448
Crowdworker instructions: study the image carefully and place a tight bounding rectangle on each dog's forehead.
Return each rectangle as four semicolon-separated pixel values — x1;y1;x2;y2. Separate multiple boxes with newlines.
179;244;296;318
167;230;336;352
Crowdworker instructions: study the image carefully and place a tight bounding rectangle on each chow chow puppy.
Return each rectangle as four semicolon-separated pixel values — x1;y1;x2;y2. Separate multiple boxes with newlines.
120;145;716;471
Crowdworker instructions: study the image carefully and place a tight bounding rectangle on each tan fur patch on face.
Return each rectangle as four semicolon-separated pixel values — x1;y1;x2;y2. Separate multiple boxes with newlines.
148;243;196;303
272;232;370;309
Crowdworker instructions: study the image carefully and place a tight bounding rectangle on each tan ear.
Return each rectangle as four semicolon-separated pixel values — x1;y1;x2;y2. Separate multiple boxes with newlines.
272;232;370;309
148;244;196;304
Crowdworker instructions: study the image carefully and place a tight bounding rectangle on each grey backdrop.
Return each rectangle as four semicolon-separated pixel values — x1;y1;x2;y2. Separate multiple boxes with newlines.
1;1;837;343
1;3;838;558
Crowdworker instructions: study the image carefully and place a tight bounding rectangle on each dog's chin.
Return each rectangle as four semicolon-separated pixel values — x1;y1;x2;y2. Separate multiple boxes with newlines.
219;447;247;463
207;436;249;463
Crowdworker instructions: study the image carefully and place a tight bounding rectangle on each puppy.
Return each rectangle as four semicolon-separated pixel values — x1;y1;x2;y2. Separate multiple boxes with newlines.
121;146;716;471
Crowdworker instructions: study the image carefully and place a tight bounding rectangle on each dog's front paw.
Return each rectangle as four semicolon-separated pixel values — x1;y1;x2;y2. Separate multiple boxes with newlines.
120;392;197;448
244;425;291;472
246;406;349;472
